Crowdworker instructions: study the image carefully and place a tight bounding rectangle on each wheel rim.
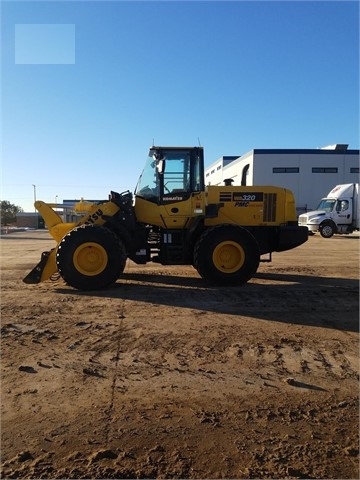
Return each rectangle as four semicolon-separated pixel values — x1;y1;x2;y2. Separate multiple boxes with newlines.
73;242;108;276
322;225;333;237
212;241;245;273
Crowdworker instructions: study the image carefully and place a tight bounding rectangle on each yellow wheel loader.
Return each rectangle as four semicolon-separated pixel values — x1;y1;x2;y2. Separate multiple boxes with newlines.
23;146;308;290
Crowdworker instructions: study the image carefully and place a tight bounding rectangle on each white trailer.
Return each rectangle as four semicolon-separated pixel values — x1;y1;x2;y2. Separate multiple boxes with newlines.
298;183;359;238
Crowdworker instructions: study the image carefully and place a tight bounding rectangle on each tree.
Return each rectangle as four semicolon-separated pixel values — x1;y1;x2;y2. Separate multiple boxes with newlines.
0;201;24;226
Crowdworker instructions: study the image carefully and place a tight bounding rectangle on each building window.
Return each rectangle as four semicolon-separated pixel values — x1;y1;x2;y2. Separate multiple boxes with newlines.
217;165;222;170
312;167;338;173
206;172;210;177
211;169;215;174
350;167;359;173
273;167;299;173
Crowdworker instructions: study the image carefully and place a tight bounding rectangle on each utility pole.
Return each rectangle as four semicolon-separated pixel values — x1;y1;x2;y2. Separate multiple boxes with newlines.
32;184;36;212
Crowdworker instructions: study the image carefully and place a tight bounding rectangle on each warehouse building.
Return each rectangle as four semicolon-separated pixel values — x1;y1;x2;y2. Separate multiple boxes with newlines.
16;212;45;229
205;144;359;213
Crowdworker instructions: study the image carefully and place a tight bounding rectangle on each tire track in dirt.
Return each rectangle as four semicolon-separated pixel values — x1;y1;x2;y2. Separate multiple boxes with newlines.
73;292;133;446
103;317;127;446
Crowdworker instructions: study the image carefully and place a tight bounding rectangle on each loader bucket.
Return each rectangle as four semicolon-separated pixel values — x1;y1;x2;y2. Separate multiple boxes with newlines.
23;248;58;284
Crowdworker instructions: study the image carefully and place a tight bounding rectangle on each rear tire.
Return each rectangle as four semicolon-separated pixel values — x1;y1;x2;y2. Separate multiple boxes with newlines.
56;224;126;290
194;225;260;285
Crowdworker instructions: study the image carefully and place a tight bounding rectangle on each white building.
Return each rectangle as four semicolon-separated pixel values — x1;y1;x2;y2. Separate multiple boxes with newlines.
205;144;359;213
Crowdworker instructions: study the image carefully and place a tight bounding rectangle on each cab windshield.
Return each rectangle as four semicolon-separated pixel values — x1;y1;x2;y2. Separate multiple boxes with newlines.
134;154;160;202
316;198;336;212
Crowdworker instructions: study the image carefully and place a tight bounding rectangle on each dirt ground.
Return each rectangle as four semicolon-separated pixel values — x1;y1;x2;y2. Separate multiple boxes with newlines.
1;229;359;479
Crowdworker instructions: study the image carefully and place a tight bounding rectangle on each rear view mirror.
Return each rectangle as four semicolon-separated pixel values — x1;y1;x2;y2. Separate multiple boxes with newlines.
156;159;165;174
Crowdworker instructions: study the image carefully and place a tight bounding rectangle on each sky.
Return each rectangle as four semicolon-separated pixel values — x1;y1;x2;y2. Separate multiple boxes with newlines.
1;0;359;212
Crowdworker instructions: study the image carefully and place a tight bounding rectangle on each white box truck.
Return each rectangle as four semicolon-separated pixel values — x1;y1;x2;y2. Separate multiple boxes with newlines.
298;183;359;238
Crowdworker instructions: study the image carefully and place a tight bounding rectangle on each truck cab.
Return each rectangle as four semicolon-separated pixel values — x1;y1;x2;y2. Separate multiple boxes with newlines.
298;183;359;238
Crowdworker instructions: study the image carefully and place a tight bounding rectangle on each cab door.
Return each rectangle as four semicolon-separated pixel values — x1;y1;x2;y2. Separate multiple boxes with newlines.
160;149;203;228
333;199;353;225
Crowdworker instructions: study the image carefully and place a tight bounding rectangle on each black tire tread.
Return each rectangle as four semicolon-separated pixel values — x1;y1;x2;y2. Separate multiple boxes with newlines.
56;224;126;290
194;224;260;286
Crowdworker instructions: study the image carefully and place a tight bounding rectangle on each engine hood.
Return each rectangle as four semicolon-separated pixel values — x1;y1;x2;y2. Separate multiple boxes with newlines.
300;210;327;220
308;210;327;217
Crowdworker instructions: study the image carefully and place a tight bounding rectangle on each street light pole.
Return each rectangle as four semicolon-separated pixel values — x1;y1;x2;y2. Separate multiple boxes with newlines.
55;195;58;211
32;184;36;211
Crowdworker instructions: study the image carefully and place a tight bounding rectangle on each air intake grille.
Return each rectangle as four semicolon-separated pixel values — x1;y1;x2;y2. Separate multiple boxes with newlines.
263;193;277;222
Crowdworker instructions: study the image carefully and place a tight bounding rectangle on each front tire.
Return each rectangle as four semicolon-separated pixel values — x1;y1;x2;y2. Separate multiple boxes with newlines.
319;222;336;238
194;225;260;285
56;224;126;290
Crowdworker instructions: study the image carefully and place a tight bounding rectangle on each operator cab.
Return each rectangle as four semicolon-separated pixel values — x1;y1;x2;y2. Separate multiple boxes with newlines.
135;146;205;204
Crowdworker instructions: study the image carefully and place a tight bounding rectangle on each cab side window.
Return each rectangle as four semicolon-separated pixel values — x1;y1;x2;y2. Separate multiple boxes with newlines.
336;200;349;212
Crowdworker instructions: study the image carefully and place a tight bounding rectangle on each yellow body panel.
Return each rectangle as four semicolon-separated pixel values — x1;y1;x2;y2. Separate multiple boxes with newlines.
134;187;297;228
205;185;297;227
134;193;206;229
